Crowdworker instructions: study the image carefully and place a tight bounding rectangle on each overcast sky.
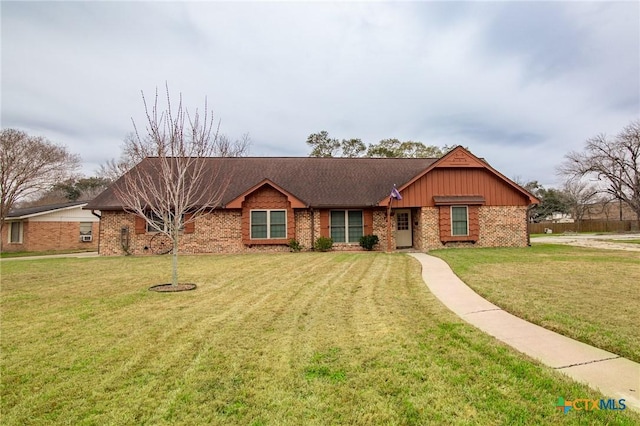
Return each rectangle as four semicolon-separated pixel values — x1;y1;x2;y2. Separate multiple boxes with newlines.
2;1;638;187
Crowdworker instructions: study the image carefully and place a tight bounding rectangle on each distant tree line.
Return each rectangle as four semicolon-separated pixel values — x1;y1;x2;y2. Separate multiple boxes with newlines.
521;119;639;225
559;119;640;224
305;130;458;158
519;180;602;223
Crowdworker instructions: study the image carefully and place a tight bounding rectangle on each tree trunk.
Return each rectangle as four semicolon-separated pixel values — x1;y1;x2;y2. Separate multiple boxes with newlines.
171;230;179;286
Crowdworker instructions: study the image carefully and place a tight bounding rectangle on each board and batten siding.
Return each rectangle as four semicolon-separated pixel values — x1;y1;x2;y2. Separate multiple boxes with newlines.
392;168;529;208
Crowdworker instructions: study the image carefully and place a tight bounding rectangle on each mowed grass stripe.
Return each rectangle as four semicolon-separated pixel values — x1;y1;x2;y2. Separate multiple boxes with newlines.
2;253;639;425
432;244;640;363
151;254;361;423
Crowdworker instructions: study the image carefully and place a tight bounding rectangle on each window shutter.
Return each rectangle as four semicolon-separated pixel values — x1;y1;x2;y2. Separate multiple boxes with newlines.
184;213;195;234
134;216;146;234
364;210;373;234
319;210;329;238
438;206;450;238
468;206;480;240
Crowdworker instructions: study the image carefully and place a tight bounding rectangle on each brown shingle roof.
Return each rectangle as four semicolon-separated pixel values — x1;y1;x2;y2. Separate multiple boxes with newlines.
85;157;438;210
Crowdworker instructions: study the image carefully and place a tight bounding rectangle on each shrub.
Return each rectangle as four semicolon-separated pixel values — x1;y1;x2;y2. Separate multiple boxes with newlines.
359;234;379;251
314;237;333;252
288;239;303;252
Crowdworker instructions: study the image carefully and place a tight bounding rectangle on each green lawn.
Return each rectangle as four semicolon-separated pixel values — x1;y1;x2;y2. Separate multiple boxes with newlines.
432;244;640;363
2;253;638;425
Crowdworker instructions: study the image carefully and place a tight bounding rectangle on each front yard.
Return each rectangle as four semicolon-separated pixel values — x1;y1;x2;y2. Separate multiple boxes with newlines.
1;253;638;425
432;244;640;363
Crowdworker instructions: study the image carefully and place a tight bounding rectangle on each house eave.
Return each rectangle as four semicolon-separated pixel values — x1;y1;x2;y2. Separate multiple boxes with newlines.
8;203;88;220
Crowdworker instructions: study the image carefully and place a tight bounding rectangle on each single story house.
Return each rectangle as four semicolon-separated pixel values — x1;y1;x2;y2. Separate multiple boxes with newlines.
85;146;539;255
1;202;100;252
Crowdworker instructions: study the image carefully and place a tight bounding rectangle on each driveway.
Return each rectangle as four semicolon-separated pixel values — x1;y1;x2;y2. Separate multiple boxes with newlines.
532;233;640;252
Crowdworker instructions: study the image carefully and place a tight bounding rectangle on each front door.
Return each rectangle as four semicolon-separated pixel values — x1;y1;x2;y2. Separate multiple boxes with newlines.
395;209;412;248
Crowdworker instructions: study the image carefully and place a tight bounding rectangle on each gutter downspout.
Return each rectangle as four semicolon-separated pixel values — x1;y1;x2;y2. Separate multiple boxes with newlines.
310;207;315;250
526;204;534;246
386;200;392;252
91;210;102;254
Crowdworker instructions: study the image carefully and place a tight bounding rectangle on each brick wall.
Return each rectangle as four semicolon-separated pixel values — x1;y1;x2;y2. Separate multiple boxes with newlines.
477;206;528;247
411;208;423;251
100;210;298;255
419;207;442;250
294;210;313;250
99;212;136;255
99;208;389;255
417;205;528;250
1;220;99;252
98;205;529;255
372;209;392;252
100;210;247;255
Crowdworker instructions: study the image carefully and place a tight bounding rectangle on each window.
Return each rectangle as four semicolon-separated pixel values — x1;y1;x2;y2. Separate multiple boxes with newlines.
330;210;363;243
79;222;93;242
9;221;23;243
79;222;93;236
397;212;409;231
251;210;286;239
451;206;469;236
146;212;184;233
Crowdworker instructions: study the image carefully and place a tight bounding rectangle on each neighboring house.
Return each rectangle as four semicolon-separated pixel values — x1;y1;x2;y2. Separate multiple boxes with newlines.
85;147;539;255
542;212;574;223
1;202;100;253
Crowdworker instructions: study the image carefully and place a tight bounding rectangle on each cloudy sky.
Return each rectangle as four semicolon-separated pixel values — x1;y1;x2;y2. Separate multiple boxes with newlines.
2;1;638;187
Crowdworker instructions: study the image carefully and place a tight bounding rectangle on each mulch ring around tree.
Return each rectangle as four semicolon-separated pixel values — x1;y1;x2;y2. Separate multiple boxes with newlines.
149;283;197;292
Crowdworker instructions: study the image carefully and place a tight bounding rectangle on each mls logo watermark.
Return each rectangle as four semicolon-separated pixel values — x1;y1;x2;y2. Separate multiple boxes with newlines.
556;397;627;414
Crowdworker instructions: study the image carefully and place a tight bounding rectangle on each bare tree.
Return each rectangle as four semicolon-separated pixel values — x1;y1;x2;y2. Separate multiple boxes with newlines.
0;129;80;249
562;180;599;231
215;133;251;157
99;130;250;182
559;120;640;224
115;87;230;287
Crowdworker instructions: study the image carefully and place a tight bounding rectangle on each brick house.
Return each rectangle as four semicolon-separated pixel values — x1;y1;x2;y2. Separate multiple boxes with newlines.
1;202;100;252
85;147;539;255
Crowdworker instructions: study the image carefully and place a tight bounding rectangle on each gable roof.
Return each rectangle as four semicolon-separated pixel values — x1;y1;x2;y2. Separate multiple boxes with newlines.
86;157;438;210
7;202;88;220
381;146;539;206
225;179;308;209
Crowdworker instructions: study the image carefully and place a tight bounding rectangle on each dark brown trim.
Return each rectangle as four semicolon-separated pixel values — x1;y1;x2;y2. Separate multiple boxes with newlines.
433;196;485;206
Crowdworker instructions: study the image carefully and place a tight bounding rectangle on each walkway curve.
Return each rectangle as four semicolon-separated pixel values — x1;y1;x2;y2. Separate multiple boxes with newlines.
408;253;640;412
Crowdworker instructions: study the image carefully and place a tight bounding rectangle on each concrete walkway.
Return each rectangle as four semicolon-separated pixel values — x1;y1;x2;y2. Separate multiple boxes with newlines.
408;253;640;412
0;251;99;261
